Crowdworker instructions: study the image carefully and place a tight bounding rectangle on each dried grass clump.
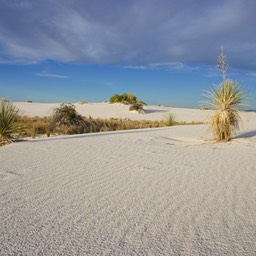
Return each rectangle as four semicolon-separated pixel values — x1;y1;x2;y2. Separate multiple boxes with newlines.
0;100;23;145
18;116;51;138
129;103;145;113
14;112;205;138
50;103;85;134
205;80;246;141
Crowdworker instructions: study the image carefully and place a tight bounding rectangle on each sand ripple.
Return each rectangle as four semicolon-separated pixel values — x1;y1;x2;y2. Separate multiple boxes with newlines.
1;126;256;255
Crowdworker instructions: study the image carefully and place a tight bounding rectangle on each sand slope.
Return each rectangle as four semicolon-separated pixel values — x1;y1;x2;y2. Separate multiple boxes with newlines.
14;102;212;122
1;123;256;255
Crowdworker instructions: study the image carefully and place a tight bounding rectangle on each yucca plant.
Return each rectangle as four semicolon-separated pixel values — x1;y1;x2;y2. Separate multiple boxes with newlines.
163;113;176;126
0;100;22;145
205;80;246;141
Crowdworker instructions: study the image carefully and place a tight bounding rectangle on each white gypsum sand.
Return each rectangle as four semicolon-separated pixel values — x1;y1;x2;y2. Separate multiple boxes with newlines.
1;103;256;255
13;101;211;122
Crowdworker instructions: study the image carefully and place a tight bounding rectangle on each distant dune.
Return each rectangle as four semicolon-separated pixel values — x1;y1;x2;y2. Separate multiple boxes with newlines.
14;101;214;122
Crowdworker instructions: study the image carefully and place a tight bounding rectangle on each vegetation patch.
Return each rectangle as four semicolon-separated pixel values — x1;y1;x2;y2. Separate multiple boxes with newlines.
205;80;245;141
0;100;24;146
163;113;177;126
203;47;246;142
110;93;146;105
129;103;145;113
1;102;205;144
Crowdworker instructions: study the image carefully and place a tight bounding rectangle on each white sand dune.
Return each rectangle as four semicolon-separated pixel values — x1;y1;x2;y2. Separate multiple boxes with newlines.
14;101;212;122
1;103;256;255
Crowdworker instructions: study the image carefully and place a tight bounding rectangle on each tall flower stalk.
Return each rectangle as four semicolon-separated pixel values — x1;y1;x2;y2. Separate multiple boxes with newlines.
217;46;229;82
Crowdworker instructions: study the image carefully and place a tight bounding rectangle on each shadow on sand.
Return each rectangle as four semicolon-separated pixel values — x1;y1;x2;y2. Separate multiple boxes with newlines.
235;129;256;139
144;109;169;114
25;127;174;143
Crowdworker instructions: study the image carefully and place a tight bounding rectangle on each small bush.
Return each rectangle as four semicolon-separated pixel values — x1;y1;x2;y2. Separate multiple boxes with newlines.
110;94;122;103
0;100;23;145
50;103;85;133
129;103;144;113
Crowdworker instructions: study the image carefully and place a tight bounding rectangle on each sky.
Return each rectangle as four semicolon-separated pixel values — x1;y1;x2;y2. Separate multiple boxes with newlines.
0;0;256;108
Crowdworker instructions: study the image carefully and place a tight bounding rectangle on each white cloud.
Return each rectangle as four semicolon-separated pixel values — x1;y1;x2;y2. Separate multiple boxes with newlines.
36;72;69;79
125;62;199;72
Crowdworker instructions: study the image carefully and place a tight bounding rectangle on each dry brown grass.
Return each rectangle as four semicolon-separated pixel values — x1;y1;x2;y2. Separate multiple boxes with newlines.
16;115;205;138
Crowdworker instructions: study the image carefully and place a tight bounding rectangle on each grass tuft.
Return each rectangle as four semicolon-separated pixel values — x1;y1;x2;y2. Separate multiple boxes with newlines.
163;113;176;126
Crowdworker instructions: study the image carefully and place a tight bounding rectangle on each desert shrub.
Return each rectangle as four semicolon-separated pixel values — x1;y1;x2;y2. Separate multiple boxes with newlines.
163;113;176;126
110;94;122;103
109;93;144;105
129;103;144;113
205;80;245;141
51;103;84;126
0;100;23;145
126;93;137;104
50;103;85;133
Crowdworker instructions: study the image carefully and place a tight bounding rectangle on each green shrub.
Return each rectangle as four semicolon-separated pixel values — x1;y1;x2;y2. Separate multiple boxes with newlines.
109;93;144;105
0;100;23;145
126;93;137;104
110;94;122;103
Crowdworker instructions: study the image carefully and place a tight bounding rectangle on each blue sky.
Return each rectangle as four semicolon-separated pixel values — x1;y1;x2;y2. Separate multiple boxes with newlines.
1;0;256;107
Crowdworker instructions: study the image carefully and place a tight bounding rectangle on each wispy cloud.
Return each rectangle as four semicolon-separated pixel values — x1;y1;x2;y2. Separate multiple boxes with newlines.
124;65;147;70
0;0;256;69
36;72;69;79
125;62;199;72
